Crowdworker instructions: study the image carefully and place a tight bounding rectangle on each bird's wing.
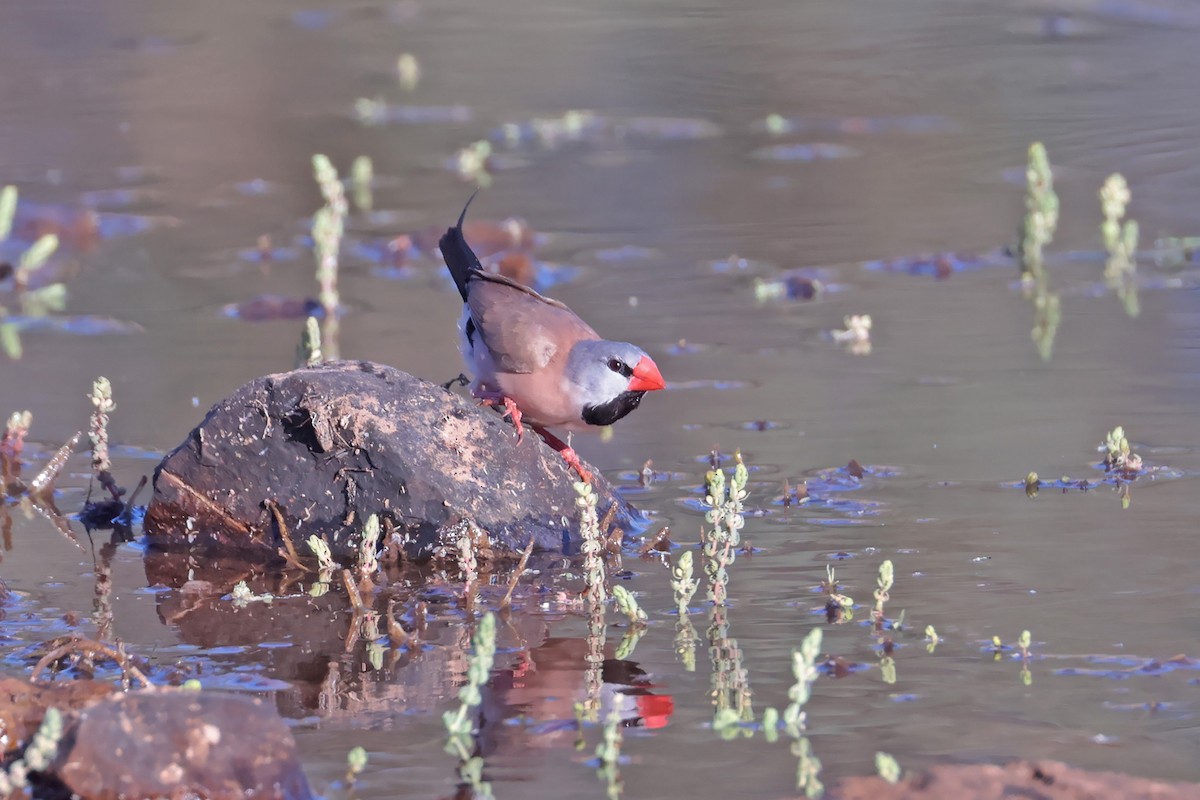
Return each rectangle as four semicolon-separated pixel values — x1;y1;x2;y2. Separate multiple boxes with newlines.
467;273;599;374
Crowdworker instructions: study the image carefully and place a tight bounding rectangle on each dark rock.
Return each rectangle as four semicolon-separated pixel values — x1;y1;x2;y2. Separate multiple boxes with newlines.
55;691;312;800
830;760;1200;800
144;361;637;562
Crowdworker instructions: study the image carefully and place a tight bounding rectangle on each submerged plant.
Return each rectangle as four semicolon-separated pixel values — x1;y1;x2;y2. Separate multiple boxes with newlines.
443;612;498;759
783;628;822;737
595;705;624;799
782;630;825;797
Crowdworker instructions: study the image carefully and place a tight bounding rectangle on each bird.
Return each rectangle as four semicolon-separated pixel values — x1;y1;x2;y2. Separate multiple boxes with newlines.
439;194;666;481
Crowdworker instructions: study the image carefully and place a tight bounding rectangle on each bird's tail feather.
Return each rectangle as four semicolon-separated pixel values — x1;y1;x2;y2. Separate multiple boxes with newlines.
439;190;482;301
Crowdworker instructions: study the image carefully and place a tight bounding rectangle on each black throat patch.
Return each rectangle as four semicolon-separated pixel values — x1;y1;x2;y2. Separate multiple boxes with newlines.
581;390;646;427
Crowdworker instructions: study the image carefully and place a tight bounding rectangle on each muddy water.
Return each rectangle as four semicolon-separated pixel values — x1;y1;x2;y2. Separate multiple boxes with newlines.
3;0;1200;796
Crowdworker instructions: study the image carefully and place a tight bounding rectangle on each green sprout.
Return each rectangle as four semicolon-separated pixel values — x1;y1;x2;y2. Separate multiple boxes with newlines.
876;751;902;785
1019;142;1062;360
925;624;939;653
0;185;16;241
396;53;420;90
703;453;748;606
351;155;373;213
612;584;647;625
822;565;854;622
670;549;699;614
576;480;606;604
345;746;368;786
1100;173;1140;318
295;315;322;369
1102;425;1142;474
872;559;894;628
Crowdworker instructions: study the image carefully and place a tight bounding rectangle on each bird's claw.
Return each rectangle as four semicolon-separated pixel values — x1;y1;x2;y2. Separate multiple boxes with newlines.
477;392;525;443
441;373;470;392
559;447;593;483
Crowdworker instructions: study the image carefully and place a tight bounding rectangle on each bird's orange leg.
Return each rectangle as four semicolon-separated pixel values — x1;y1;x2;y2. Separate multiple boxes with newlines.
474;389;525;443
532;426;593;483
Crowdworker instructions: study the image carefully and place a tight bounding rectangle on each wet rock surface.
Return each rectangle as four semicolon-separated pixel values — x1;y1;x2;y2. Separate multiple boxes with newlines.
144;360;636;563
830;759;1200;800
55;691;312;800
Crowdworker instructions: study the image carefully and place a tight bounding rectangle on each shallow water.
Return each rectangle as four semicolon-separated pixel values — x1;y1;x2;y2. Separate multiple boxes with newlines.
3;0;1200;796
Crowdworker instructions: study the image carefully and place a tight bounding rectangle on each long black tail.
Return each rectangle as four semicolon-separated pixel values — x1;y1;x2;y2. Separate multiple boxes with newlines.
439;190;482;301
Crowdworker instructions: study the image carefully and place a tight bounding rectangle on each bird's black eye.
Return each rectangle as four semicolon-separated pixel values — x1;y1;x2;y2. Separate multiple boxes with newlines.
606;357;632;377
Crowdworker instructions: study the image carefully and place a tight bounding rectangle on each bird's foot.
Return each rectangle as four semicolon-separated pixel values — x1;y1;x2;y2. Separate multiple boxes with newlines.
441;373;470;391
532;426;592;483
559;447;593;484
476;392;525;443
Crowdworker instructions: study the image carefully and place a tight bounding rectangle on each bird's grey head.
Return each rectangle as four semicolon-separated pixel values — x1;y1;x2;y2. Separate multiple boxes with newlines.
564;340;653;426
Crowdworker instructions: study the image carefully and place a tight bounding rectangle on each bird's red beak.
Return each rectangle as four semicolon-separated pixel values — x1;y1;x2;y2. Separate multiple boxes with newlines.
628;356;666;392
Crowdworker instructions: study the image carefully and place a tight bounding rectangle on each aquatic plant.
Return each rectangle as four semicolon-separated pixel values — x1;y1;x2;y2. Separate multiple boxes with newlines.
1018;629;1033;685
1018;142;1061;360
88;377;121;502
670;549;698;670
311;154;346;358
595;705;625;799
295;316;322;368
872;559;894;629
784;627;822;736
230;580;274;607
577;480;606;604
792;735;824;799
670;549;699;614
1101;425;1142;474
0;707;63;795
345;746;368;786
821;565;854;622
830;314;872;355
455;140;493;186
876;751;902;784
396;53;420;91
350;156;373;213
358;513;381;582
779;627;824;796
703;452;748;606
612;584;647;625
1100;173;1140;317
0;185;16;241
443;611;498;756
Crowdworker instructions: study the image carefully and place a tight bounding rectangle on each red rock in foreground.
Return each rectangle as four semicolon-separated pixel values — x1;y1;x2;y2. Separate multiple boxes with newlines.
830;760;1200;800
